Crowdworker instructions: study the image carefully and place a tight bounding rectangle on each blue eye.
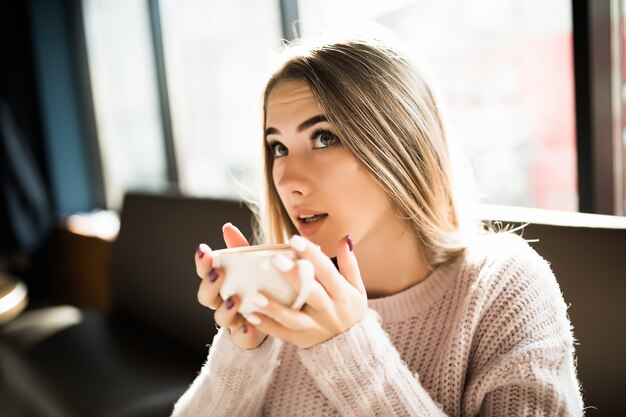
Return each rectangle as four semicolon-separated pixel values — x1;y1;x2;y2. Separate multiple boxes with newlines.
312;130;339;149
269;142;288;158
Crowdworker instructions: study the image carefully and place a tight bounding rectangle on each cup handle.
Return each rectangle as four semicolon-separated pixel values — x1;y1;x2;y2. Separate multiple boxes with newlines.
211;253;221;267
290;259;314;310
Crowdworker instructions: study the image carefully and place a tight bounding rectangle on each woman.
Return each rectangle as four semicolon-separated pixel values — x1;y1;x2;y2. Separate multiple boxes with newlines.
172;36;583;416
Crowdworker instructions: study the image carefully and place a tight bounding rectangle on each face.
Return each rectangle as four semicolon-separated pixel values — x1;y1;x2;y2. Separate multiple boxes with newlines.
265;80;396;256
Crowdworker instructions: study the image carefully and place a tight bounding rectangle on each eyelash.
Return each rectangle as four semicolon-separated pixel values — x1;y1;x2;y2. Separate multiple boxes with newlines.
268;141;288;158
268;129;340;158
311;129;339;149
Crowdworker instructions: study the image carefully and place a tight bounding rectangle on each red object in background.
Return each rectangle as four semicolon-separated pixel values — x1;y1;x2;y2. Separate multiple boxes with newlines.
486;32;578;211
530;34;577;211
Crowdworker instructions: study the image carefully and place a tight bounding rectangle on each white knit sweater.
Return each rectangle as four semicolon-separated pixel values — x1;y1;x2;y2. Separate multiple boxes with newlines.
172;233;584;416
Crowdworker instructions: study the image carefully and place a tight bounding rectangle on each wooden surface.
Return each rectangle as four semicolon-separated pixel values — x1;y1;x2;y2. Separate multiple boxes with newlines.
50;228;114;311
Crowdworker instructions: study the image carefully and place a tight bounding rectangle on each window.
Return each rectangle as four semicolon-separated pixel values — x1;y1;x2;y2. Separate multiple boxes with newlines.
158;0;283;200
297;0;577;211
83;0;169;209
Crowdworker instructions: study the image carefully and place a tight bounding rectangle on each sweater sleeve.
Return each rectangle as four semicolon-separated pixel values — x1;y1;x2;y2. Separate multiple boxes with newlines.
298;309;447;417
171;328;283;417
463;237;584;416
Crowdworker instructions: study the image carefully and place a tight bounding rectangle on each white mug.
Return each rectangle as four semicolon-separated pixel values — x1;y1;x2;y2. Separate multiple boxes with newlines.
212;244;312;317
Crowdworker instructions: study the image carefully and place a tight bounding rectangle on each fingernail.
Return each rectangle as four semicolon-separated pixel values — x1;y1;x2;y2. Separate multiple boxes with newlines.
226;296;234;309
250;292;269;308
222;222;233;231
296;259;314;281
247;315;261;325
242;324;248;333
346;235;353;252
290;235;307;252
208;268;219;282
273;254;295;272
196;244;206;259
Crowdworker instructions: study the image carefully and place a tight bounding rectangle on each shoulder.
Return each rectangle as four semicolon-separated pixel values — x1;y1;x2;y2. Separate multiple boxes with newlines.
462;231;555;287
456;234;583;415
458;231;569;324
465;230;545;268
457;231;573;346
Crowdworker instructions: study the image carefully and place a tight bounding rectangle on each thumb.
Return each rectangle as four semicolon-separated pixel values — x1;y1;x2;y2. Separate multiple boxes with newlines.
222;222;249;248
336;235;366;295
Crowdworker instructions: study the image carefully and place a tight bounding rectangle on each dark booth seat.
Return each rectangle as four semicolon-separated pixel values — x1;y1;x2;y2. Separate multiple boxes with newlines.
0;193;255;417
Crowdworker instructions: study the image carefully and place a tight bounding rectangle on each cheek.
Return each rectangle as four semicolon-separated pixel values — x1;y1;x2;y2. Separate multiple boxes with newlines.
271;164;285;196
333;168;387;219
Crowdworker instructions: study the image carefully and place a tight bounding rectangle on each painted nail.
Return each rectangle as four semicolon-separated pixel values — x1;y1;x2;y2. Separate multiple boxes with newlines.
196;244;206;259
250;292;269;308
273;254;295;272
290;235;307;252
247;315;261;325
346;235;353;252
226;297;234;310
242;324;248;334
208;268;219;282
296;259;314;281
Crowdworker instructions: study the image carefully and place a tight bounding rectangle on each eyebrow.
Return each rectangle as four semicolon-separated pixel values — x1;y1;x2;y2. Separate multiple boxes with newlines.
265;114;327;138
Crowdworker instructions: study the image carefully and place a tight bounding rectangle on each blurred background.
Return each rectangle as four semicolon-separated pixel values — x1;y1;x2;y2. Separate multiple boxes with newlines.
5;0;624;299
1;1;625;416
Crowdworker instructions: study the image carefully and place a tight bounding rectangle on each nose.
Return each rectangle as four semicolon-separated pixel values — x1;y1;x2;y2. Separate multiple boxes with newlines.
274;155;312;198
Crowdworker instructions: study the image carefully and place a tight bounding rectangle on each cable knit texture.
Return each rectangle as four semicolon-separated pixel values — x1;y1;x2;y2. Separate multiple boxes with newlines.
171;233;583;416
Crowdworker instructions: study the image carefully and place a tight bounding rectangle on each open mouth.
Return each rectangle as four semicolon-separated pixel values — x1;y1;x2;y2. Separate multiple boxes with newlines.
297;213;329;224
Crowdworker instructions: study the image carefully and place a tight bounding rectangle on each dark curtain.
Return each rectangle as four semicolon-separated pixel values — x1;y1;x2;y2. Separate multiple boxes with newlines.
0;101;53;253
1;2;55;302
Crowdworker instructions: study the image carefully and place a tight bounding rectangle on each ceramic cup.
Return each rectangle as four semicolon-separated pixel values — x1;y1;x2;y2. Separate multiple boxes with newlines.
212;244;312;317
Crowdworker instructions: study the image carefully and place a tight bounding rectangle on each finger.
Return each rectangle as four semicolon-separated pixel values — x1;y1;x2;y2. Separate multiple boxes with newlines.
336;235;366;295
197;268;224;309
290;235;344;298
248;314;293;342
222;222;249;248
195;243;213;278
246;292;308;330
228;314;267;342
247;292;315;331
227;313;245;333
237;321;264;340
214;295;241;328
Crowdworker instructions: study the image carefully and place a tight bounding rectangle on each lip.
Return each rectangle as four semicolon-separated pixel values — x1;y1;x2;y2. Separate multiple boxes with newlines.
296;215;328;237
292;207;329;237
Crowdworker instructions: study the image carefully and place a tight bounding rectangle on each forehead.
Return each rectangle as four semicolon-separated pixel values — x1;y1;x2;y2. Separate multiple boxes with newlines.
266;80;323;126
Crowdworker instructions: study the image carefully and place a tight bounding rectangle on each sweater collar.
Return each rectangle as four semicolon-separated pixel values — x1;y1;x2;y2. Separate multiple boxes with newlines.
367;255;462;323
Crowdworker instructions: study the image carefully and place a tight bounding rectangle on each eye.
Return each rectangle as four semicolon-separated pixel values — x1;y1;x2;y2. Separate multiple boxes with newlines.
268;141;288;158
312;130;339;149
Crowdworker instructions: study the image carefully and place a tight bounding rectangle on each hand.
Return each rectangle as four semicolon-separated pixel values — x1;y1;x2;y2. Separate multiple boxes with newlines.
195;223;267;350
246;235;368;349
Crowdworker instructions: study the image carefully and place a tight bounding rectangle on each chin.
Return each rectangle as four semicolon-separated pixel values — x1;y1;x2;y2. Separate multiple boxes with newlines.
320;244;337;259
310;234;339;259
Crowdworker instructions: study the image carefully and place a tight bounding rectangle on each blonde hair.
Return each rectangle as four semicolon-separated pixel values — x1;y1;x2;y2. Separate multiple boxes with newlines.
260;37;468;266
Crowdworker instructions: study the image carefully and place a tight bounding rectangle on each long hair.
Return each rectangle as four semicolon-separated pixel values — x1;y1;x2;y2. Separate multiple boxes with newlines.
260;37;468;266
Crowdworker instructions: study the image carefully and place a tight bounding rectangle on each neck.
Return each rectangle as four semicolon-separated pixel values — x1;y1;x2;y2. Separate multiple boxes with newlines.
354;221;432;299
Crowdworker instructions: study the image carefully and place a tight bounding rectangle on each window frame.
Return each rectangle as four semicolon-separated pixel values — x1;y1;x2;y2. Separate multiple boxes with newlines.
574;0;625;215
